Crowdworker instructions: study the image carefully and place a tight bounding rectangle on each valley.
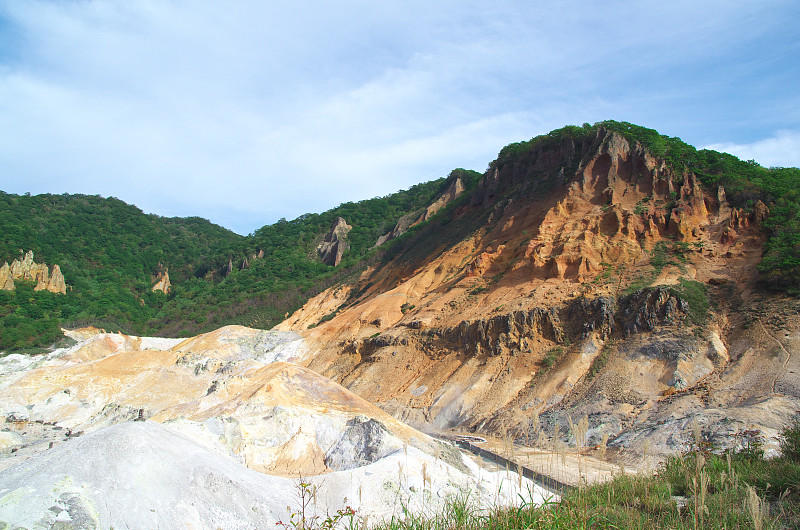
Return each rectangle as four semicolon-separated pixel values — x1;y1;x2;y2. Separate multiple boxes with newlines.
2;121;800;527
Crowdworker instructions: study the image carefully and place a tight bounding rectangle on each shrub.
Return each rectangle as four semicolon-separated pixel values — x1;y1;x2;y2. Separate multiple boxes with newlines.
541;347;563;370
780;413;800;462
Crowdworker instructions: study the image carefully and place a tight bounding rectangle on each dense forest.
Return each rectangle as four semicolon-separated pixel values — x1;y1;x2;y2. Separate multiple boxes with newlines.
0;170;478;350
1;121;798;352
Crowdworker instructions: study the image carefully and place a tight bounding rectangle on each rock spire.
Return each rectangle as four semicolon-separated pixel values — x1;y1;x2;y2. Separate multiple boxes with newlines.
317;217;352;266
1;251;67;293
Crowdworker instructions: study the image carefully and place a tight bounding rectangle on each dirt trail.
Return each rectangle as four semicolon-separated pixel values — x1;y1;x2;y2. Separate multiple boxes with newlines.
439;433;634;488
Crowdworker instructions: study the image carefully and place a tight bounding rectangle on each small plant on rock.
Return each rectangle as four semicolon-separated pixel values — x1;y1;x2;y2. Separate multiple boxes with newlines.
277;478;357;530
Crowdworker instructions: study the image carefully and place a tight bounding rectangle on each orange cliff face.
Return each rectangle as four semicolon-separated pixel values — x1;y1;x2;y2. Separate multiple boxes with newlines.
276;128;789;460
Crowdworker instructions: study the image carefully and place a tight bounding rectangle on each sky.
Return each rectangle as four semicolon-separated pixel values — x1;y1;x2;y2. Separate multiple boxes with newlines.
1;1;798;235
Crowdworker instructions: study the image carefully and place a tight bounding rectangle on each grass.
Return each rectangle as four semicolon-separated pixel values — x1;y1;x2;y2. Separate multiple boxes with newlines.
668;278;711;326
587;340;614;380
282;418;800;529
275;411;800;530
540;346;563;371
359;450;800;529
283;451;800;530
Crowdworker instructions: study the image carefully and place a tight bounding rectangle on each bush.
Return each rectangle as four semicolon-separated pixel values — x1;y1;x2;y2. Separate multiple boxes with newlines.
780;414;800;462
541;347;563;370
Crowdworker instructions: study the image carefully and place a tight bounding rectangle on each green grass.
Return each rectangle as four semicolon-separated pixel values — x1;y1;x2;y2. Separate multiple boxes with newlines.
360;452;799;529
668;278;711;327
540;346;563;371
283;419;800;530
586;340;613;380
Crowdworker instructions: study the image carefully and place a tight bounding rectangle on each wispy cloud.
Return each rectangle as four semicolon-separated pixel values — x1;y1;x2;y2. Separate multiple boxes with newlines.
705;131;800;168
0;0;798;234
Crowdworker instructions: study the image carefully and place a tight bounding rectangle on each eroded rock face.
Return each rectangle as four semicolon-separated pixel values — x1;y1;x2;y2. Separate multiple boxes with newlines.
568;296;617;340
317;217;352;266
152;268;171;294
433;308;564;357
514;132;715;283
620;287;690;336
374;177;465;247
1;251;67;293
281;128;784;463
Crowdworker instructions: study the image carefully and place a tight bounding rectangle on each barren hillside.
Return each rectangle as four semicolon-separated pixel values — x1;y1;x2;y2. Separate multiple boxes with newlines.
278;125;799;463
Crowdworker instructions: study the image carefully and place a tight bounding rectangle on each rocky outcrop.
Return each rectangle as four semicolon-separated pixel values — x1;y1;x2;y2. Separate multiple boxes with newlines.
431;308;564;357
563;289;690;340
620;287;690;336
152;268;171;294
1;251;66;293
0;262;13;291
10;250;49;284
419;176;465;223
323;415;400;470
374;212;418;248
568;296;617;340
373;177;465;247
752;199;769;226
317;217;352;266
46;265;67;294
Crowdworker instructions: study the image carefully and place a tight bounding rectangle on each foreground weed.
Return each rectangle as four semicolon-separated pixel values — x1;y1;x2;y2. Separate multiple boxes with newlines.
277;479;356;530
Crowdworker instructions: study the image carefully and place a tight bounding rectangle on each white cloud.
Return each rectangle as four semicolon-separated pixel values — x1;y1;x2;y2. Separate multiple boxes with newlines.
704;131;800;168
0;0;797;234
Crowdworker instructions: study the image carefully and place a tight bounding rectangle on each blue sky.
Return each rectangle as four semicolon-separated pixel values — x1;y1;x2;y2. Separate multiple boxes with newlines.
1;1;798;235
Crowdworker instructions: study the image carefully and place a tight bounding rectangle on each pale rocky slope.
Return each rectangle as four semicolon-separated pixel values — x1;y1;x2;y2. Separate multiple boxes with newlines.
276;127;799;464
0;326;546;528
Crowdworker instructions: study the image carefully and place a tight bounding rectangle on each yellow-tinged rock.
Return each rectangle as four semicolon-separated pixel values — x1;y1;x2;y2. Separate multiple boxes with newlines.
152;268;170;293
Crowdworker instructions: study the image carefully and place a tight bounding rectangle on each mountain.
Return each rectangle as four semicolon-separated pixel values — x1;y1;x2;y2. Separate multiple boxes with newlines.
2;121;799;456
273;122;800;463
2;122;797;355
2;120;800;525
0;173;474;350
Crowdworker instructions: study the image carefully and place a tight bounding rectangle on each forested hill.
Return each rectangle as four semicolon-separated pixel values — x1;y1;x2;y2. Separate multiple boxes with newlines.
2;120;799;352
0;192;244;349
0;171;474;350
